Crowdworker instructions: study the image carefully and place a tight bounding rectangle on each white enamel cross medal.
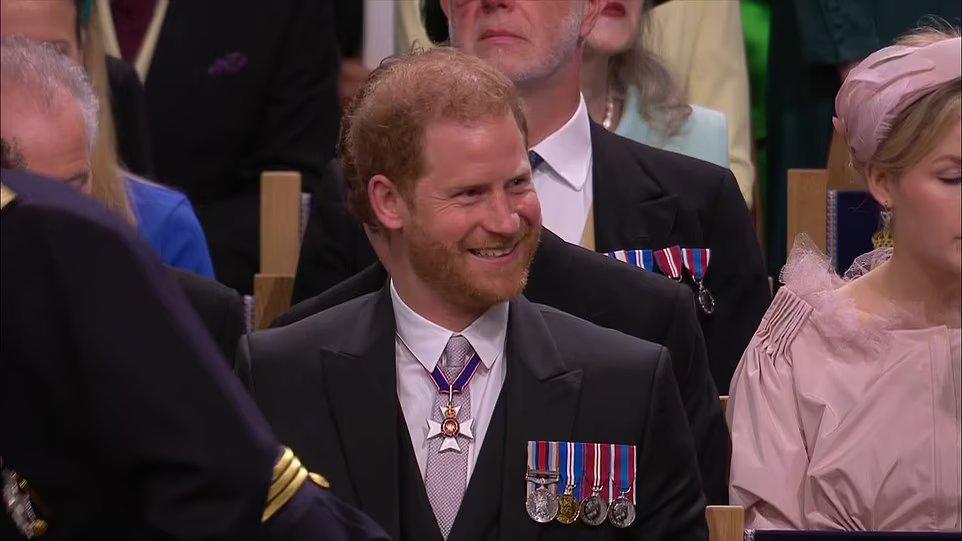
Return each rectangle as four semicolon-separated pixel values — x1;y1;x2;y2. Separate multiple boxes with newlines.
426;391;474;452
425;350;481;453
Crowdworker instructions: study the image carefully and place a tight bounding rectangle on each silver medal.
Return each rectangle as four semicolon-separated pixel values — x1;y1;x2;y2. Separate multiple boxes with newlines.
608;495;636;528
579;493;608;526
697;283;715;315
525;485;559;523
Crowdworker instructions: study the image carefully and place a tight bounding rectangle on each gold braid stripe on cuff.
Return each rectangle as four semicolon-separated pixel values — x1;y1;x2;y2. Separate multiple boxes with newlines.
262;447;330;523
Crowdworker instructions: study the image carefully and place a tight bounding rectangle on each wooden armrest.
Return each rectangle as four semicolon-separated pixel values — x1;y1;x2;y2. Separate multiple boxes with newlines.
707;505;745;541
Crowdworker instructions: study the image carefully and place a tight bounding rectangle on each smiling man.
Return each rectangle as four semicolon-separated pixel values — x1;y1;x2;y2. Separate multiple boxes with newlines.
238;47;705;540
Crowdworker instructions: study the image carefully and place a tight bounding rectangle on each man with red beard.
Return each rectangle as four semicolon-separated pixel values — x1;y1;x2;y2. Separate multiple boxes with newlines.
238;48;705;540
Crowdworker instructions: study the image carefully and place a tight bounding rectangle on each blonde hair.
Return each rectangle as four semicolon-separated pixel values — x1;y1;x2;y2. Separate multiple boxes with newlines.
607;5;691;138
342;47;527;228
82;7;136;224
862;26;961;178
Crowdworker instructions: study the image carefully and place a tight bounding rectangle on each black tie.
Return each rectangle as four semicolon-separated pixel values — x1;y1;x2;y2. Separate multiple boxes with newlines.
528;150;544;171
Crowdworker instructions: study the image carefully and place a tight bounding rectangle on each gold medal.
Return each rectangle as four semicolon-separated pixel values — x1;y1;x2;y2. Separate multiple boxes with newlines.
555;485;580;524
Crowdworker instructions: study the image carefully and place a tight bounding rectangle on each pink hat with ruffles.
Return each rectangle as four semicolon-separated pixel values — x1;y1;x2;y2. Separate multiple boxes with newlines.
833;37;961;165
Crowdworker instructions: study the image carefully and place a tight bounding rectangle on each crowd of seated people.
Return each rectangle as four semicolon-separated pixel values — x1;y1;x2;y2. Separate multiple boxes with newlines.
1;0;959;539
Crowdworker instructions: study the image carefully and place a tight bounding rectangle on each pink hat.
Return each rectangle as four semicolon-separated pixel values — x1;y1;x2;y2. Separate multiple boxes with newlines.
833;36;961;165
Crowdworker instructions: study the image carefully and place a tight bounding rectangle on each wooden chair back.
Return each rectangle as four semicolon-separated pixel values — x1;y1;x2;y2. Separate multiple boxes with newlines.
786;129;866;255
252;171;302;330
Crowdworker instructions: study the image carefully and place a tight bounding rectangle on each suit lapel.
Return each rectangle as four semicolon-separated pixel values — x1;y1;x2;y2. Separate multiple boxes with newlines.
498;297;583;538
590;120;679;251
322;286;403;539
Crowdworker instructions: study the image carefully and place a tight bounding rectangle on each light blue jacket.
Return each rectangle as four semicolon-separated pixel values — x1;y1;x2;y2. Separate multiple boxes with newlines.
615;86;729;168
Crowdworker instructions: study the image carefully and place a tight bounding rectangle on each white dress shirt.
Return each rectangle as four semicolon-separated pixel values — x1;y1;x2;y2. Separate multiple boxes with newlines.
391;281;508;481
530;94;594;244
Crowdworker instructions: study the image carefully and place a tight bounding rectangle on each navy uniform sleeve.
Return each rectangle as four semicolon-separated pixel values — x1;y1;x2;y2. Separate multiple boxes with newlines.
1;174;387;540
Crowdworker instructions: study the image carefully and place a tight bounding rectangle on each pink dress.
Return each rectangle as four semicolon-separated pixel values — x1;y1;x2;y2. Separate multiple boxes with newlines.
728;245;961;531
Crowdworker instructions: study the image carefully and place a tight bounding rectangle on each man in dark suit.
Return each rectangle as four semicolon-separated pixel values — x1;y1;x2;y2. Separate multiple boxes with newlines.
280;228;730;505
240;47;705;540
292;0;770;392
1;169;388;540
128;0;341;294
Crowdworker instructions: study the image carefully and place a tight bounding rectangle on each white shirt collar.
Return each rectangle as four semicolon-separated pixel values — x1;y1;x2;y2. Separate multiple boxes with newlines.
390;280;508;373
530;94;592;191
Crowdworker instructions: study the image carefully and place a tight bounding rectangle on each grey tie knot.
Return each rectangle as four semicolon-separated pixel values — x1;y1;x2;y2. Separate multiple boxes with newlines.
441;335;472;381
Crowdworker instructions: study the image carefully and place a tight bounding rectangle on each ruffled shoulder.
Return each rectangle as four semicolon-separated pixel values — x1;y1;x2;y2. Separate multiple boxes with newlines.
754;286;815;361
763;237;897;358
778;236;849;303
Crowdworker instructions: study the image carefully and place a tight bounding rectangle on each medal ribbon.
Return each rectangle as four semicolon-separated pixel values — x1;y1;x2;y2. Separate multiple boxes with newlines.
584;443;612;499
583;443;596;498
598;444;611;501
429;352;483;394
606;249;654;271
527;441;560;495
559;442;576;497
549;441;559;479
681;248;711;282
615;444;637;503
526;441;536;495
608;444;616;503
573;442;584;500
654;245;684;280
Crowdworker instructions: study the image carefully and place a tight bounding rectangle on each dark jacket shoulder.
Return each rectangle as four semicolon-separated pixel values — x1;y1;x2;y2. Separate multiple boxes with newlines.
592;122;734;204
168;267;244;364
534;302;667;372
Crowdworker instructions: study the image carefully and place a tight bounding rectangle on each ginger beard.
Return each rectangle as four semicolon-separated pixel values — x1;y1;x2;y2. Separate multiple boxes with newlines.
404;205;541;313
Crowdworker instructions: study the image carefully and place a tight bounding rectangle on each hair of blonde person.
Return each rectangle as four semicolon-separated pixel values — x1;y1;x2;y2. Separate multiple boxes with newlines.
83;5;136;224
606;3;691;138
341;46;528;229
861;27;961;179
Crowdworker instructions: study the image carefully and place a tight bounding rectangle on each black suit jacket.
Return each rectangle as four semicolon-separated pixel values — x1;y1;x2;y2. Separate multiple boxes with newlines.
588;122;770;392
105;55;155;177
239;287;706;540
0;170;387;540
143;0;341;293
278;229;731;504
169;267;244;365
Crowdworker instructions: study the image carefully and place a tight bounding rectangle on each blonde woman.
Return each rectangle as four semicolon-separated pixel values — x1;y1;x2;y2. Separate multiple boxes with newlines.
582;0;729;173
728;29;961;531
0;0;214;278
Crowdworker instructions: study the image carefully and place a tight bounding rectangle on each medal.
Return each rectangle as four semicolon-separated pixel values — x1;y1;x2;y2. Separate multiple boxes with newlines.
424;349;482;453
606;249;654;271
525;442;560;523
654;245;684;282
2;464;48;538
555;442;580;524
607;444;637;528
682;248;715;315
579;443;609;526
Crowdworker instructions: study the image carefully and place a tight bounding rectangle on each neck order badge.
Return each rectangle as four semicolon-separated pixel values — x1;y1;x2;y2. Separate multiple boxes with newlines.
425;353;482;453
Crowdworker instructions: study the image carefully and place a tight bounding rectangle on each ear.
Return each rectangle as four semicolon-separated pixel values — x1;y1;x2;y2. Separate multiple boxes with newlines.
580;0;605;40
864;164;895;209
368;174;408;232
440;0;452;20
